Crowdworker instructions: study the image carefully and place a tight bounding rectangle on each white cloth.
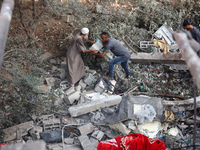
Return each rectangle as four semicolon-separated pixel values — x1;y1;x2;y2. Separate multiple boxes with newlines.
81;28;89;34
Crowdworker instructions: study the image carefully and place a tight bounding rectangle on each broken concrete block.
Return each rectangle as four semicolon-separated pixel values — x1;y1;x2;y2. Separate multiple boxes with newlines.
124;120;136;130
50;59;56;64
0;140;46;150
78;79;87;90
54;95;64;106
60;80;69;90
61;60;66;69
167;127;179;137
65;86;75;96
78;123;94;135
37;85;51;93
69;95;122;117
64;138;74;144
89;137;99;148
109;122;131;136
48;144;82;150
42;118;60;131
62;117;85;125
64;91;81;104
3;121;34;142
140;41;154;49
39;52;53;62
91;130;105;141
38;114;55;122
83;73;95;85
78;135;96;150
60;69;67;80
75;85;82;91
137;121;162;138
62;15;75;22
94;80;105;94
45;77;56;86
29;126;43;139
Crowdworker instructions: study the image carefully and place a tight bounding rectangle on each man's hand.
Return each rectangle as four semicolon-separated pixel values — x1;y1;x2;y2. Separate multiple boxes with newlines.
86;40;96;44
90;50;98;54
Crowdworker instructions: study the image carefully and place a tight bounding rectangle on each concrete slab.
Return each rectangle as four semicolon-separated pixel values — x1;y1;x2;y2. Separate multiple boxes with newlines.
68;95;122;117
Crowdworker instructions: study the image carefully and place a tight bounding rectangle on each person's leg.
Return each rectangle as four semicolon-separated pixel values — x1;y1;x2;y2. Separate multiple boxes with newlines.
121;59;131;77
109;56;124;78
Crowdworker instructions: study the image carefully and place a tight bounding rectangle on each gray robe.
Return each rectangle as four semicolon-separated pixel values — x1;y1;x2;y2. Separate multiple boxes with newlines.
66;33;86;84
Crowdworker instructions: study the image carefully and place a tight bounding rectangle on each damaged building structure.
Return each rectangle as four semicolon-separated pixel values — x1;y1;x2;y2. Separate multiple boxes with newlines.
1;22;200;150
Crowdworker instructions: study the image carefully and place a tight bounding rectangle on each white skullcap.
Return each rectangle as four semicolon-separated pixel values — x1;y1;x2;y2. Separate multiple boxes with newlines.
81;28;89;34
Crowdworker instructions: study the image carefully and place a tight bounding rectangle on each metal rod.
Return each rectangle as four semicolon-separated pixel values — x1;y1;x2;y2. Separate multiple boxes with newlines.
0;0;14;69
193;81;197;149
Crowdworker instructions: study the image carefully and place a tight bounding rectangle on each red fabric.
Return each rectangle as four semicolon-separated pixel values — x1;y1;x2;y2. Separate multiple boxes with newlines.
97;133;166;150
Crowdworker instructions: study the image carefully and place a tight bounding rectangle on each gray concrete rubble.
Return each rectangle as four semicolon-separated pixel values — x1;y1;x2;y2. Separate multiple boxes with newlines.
91;95;163;124
42;118;61;131
83;73;96;86
77;123;94;135
64;91;81;104
0;140;46;150
3;121;34;142
39;52;53;62
78;135;96;150
68;94;122;117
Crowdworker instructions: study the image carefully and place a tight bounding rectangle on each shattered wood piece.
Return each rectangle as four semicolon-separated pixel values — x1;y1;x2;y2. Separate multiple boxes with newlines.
163;96;200;112
3;121;34;142
0;140;46;150
68;95;122;117
39;52;53;62
130;52;185;64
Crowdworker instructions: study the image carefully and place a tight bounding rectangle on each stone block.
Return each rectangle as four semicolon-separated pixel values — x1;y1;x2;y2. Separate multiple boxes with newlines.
69;95;122;117
39;52;53;62
37;85;51;93
42;118;60;131
64;138;74;144
78;135;96;150
64;86;75;96
83;73;95;86
3;121;34;142
62;117;84;125
78;79;87;90
61;61;66;69
91;130;105;141
78;123;94;135
109;122;131;136
75;85;81;91
54;95;64;106
94;80;105;94
60;69;67;80
45;77;56;86
64;91;80;104
38;114;55;122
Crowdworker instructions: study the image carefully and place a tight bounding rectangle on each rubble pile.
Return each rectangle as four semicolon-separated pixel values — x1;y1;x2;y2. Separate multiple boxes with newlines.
1;0;200;149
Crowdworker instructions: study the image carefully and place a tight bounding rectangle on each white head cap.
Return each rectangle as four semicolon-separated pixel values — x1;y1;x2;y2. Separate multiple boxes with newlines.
81;28;89;34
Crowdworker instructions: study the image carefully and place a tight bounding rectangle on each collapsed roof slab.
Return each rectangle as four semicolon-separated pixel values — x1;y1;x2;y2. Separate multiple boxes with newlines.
130;52;185;64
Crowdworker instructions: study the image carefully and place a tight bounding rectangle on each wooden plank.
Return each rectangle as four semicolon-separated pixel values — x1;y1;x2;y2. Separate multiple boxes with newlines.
130;52;185;64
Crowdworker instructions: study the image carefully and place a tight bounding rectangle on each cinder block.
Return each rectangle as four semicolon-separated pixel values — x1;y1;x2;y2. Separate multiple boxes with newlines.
64;138;74;144
42;118;60;131
83;73;95;86
65;87;75;96
69;95;122;117
78;123;94;135
78;135;96;150
78;79;87;90
38;114;55;122
140;41;154;49
64;91;81;104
